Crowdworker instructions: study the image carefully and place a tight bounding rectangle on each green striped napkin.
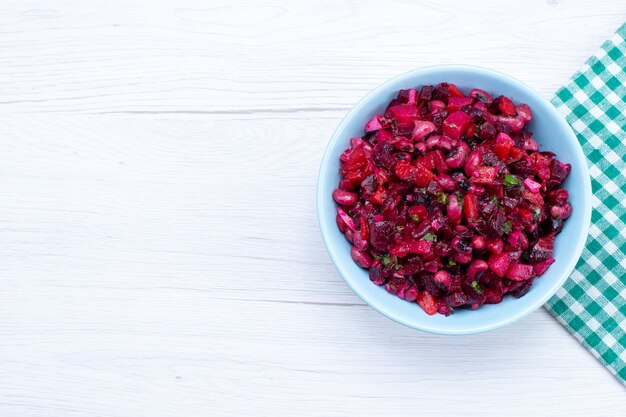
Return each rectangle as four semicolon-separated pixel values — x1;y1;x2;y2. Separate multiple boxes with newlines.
546;23;626;385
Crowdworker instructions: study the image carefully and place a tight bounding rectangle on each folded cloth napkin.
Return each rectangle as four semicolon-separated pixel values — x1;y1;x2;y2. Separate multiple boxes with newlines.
546;23;626;385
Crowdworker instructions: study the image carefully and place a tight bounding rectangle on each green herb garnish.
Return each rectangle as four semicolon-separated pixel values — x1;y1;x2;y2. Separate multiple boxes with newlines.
499;220;513;235
503;174;520;187
448;259;457;267
532;206;541;222
436;192;449;205
422;233;437;242
471;281;483;294
381;255;392;267
396;225;404;231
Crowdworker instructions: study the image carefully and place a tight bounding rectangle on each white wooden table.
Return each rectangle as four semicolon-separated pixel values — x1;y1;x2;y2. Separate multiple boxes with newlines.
0;1;624;415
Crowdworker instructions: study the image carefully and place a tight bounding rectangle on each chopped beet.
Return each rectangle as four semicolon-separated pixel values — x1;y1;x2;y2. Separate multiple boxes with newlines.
442;111;472;140
334;84;572;315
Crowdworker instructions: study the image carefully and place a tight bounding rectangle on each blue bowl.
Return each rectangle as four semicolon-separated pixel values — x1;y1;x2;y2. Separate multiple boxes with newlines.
317;65;592;335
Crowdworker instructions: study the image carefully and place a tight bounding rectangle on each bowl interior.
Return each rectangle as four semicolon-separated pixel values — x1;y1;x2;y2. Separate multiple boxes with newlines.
317;65;591;334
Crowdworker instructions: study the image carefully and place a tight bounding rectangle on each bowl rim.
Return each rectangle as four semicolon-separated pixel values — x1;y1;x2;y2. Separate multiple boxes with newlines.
316;64;592;335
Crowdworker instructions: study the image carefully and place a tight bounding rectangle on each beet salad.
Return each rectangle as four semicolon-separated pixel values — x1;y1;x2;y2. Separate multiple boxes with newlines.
334;83;572;316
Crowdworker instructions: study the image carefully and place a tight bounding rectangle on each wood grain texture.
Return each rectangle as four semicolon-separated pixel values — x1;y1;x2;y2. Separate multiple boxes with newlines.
0;1;624;416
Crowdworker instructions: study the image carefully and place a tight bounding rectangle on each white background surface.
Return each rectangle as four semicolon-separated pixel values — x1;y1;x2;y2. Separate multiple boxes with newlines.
0;1;624;416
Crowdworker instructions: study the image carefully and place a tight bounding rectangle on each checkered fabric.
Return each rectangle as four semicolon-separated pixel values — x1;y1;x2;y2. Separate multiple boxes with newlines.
545;23;626;385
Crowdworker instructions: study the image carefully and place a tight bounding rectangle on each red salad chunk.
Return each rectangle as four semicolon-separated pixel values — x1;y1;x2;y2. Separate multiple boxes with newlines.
333;83;572;316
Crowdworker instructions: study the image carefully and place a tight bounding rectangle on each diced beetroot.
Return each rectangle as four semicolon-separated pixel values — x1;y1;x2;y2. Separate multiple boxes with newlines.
486;239;505;254
350;137;369;149
547;188;569;206
488;253;511;277
550;160;571;184
430;149;449;174
507;230;522;248
387;104;418;128
365;115;383;132
430;100;445;111
442;111;472;140
341;147;371;185
463;193;479;222
369;221;395;251
523;139;538;151
405;286;418;302
409;240;432;255
419;85;434;101
505;263;535;281
393;161;415;182
470;166;499;185
373;165;391;185
472;99;489;112
466;123;476;138
394;161;436;187
385;276;411;300
408;205;427;221
484;287;504;304
497;96;516;116
412;163;436;187
416;153;436;170
531;153;552;181
508;147;523;161
528;236;554;263
359;217;369;240
518;208;533;225
447;96;473;112
370;187;387;205
338;178;354;191
389;277;411;298
388;243;407;258
447;84;465;97
407;89;418;105
416;291;438;315
533;257;555;276
493;132;515;160
519;232;530;250
523;188;544;206
376;129;394;142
